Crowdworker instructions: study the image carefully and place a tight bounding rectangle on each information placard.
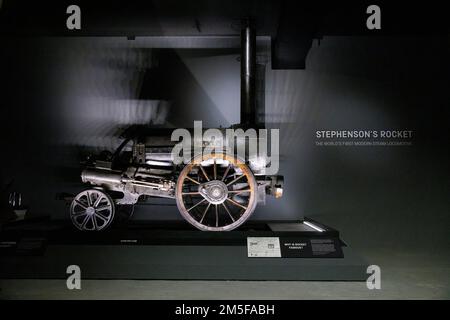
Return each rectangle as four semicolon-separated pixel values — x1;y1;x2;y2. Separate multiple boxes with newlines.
247;237;281;258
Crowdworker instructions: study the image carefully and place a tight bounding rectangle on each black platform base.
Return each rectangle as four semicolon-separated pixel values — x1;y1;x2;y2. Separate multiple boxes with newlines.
0;219;368;281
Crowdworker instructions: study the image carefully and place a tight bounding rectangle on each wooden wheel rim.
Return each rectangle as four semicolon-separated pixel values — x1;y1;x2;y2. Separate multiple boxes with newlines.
176;152;257;231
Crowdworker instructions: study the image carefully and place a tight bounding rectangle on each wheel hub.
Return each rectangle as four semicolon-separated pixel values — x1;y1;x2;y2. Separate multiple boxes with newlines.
199;180;228;204
86;207;95;215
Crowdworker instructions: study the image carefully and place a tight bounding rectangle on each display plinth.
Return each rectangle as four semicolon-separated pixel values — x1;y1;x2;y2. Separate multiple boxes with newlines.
0;218;368;281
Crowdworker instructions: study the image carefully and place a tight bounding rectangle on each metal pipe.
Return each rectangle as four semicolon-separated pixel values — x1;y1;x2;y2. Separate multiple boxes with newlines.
81;169;123;185
240;20;256;126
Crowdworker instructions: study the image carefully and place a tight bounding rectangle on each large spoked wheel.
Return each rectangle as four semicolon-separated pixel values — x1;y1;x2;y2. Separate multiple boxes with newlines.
176;152;257;231
70;189;115;231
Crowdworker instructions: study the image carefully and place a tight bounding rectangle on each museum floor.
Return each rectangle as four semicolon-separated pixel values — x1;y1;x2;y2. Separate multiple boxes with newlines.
1;246;448;299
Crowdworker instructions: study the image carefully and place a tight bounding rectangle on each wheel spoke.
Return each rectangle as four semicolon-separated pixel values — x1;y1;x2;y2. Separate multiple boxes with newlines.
92;215;99;230
95;212;109;222
72;211;87;217
222;203;235;222
226;174;245;186
228;189;251;194
187;198;207;212
199;202;212;224
95;209;110;219
182;192;201;196
86;192;92;206
74;200;88;210
221;164;231;182
96;205;110;211
215;204;218;227
80;214;91;229
213;159;217;180
199;165;210;181
185;176;200;185
226;197;248;210
93;195;104;207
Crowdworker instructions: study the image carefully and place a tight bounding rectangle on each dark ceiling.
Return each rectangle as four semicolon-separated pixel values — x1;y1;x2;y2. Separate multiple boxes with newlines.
0;0;449;69
1;0;448;36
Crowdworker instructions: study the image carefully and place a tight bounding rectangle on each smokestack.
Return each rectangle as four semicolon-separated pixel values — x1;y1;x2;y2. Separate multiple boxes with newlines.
240;19;256;126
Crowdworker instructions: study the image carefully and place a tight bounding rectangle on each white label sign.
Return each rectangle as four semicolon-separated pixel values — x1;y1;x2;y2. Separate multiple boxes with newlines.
247;237;281;258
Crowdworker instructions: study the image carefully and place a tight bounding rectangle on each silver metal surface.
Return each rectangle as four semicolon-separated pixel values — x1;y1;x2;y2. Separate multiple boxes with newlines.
81;166;175;206
199;180;229;205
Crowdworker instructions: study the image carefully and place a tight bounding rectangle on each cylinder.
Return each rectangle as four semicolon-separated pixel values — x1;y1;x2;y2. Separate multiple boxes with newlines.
81;169;123;186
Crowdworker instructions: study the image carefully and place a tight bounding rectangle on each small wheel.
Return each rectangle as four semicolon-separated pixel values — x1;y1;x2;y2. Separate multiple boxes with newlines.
176;152;257;231
70;189;115;231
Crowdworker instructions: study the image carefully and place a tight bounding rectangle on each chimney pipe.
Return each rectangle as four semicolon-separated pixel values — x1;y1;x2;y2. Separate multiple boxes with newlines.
240;20;256;126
